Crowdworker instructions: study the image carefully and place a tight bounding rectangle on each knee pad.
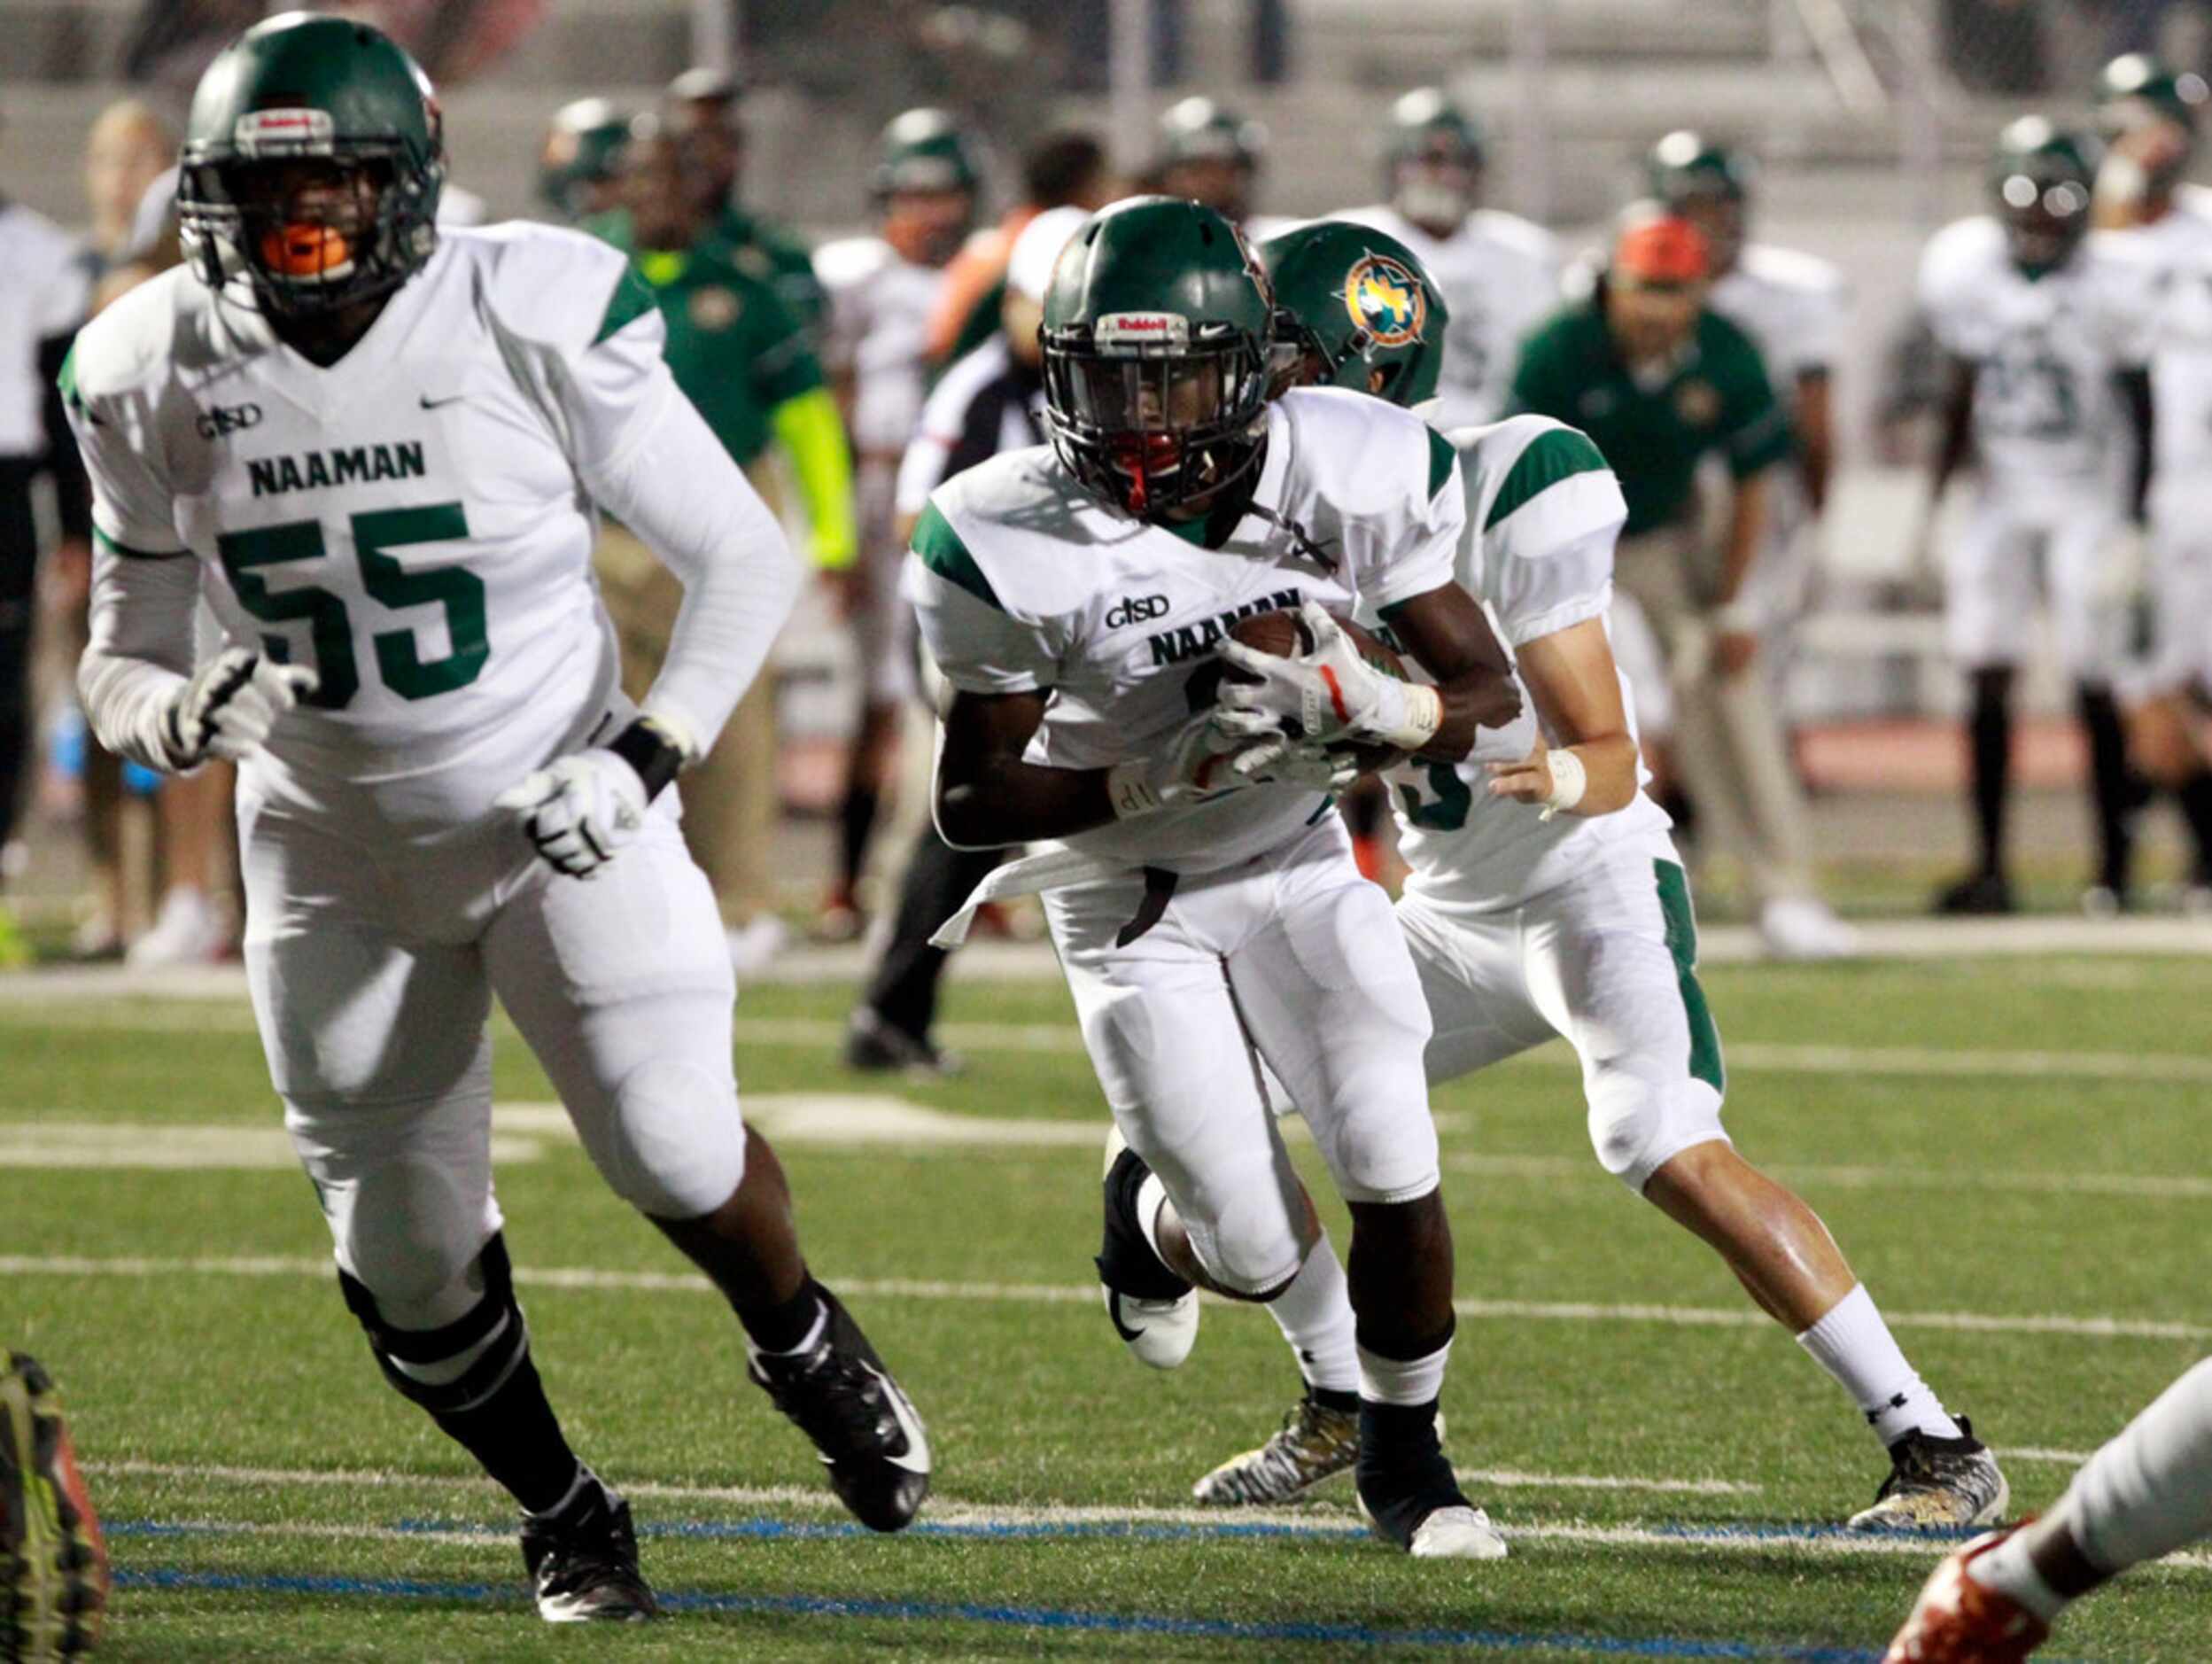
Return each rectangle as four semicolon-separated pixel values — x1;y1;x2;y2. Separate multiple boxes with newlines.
1180;1176;1306;1298
338;1232;531;1417
1587;1072;1727;1194
592;1058;746;1219
1317;1093;1441;1206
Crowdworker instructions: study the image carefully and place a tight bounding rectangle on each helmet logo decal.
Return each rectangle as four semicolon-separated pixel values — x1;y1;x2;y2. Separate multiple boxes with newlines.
234;107;336;155
1095;312;1191;352
1343;253;1426;348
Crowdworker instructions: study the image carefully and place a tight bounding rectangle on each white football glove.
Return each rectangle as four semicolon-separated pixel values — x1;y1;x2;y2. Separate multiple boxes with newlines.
160;647;318;769
1105;712;1252;818
494;749;649;878
1215;601;1442;752
1224;735;1362;792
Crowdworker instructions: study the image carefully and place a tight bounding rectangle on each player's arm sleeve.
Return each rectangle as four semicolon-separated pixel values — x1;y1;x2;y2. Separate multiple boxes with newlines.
553;299;803;758
1483;428;1630;644
904;500;1058;695
1358;425;1468;611
65;356;202;769
769;385;858;571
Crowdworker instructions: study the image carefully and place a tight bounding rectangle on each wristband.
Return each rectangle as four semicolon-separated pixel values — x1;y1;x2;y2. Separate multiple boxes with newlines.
1538;748;1587;821
607;714;689;803
1105;759;1163;820
1371;680;1444;753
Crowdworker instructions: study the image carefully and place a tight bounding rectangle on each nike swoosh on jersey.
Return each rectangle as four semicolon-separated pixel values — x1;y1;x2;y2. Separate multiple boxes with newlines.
418;393;466;410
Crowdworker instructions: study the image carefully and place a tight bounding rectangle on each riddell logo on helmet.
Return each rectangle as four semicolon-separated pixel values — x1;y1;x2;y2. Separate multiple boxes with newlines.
1096;312;1191;351
235;108;336;154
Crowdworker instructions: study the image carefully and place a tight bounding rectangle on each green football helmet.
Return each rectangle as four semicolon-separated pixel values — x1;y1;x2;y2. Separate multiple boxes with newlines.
1040;196;1276;517
177;12;445;317
1645;130;1753;272
539;97;633;221
1991;116;2099;275
1259;220;1449;410
2095;52;2209;192
871;108;983;201
1385;88;1484;230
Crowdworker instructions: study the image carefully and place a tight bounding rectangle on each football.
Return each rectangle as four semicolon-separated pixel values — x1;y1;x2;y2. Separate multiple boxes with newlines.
1217;608;1413;777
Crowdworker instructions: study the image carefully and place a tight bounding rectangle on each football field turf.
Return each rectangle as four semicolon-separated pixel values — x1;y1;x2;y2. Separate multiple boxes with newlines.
4;949;2209;1660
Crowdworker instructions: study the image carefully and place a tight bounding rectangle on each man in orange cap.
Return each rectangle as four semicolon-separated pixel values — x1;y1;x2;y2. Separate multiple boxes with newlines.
1511;207;1859;960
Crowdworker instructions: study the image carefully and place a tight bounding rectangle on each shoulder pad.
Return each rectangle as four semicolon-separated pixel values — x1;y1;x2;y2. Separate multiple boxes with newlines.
1279;386;1457;509
812;236;893;291
450;223;648;356
65;267;193;402
1737;243;1845;297
1451;415;1621;540
1471;209;1560;266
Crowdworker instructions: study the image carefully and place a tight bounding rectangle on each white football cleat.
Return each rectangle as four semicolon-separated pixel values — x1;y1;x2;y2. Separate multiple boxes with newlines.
1408;1505;1510;1560
1101;1284;1200;1370
1758;897;1859;961
1098;1124;1199;1369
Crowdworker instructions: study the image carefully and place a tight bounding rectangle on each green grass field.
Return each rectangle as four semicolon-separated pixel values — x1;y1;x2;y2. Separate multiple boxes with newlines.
5;951;2210;1660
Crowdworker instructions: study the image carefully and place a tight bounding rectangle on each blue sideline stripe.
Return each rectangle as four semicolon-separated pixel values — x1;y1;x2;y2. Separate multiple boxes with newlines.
113;1566;1890;1659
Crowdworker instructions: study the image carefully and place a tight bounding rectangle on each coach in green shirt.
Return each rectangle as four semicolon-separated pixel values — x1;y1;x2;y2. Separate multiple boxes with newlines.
591;118;857;971
1510;210;1854;959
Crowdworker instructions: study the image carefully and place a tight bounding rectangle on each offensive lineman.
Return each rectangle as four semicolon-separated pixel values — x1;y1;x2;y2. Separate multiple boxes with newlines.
911;196;1527;1557
1109;222;2006;1534
65;14;928;1622
1921;119;2155;916
813;108;982;941
1335;88;1561;430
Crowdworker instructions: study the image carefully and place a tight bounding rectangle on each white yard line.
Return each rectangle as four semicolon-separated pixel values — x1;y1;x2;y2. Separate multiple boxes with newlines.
88;1458;1754;1505
1447;1152;2212;1201
81;1498;2212;1572
12;1253;2206;1342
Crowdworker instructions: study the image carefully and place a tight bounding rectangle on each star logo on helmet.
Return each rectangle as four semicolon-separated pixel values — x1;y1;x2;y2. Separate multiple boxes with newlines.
1343;253;1426;348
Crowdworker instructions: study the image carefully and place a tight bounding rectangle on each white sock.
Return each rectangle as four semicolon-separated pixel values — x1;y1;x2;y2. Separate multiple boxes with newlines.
1795;1284;1962;1446
2046;1355;2212;1576
1263;1238;1359;1395
1966;1528;2068;1623
1358;1332;1453;1407
1134;1172;1179;1284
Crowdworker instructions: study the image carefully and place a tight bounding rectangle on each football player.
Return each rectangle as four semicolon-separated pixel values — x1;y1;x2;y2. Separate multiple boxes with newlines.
1333;89;1561;429
1134;222;2006;1535
2094;57;2212;912
1644;133;1845;657
1920;119;2156;915
536;96;631;223
1885;1357;2212;1660
813;108;981;943
1153;97;1294;240
912;196;1526;1558
65;15;927;1622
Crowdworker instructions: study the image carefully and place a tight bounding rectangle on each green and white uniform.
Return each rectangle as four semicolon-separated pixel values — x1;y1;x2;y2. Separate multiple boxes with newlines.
1371;416;1724;1192
2109;198;2212;698
1917;215;2150;677
910;386;1463;1287
66;223;803;1300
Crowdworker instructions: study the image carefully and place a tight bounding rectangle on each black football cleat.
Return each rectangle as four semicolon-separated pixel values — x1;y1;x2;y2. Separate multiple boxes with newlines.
1932;872;2014;916
749;1287;930;1531
520;1476;657;1622
1354;1399;1508;1559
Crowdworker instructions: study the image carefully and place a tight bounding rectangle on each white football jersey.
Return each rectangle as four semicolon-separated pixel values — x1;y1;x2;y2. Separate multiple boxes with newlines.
907;387;1463;875
1332;205;1561;430
1709;244;1847;387
1917;216;2151;500
64;224;673;835
1375;416;1673;914
812;234;947;458
2107;196;2212;494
